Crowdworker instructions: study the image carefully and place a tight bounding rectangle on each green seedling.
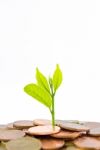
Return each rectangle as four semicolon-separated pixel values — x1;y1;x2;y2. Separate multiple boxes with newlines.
24;64;63;129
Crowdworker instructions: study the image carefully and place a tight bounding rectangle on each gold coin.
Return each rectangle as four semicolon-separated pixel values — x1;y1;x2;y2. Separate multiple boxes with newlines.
6;136;41;150
0;142;7;150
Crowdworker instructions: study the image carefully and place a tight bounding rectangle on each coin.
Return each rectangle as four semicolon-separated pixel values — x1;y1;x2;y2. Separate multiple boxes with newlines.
58;122;89;131
65;141;74;147
51;129;82;139
62;146;83;150
33;119;51;126
74;136;100;149
40;138;64;149
0;125;8;130
7;123;16;129
28;125;60;135
0;143;7;150
22;128;29;134
88;127;100;136
56;120;84;126
84;121;100;129
0;129;25;141
6;136;41;150
13;120;34;129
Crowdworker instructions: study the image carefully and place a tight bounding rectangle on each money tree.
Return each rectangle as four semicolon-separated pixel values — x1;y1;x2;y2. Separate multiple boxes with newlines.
24;64;63;129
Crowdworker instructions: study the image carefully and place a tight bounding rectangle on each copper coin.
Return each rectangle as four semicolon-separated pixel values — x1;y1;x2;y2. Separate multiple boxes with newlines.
13;120;34;129
88;127;100;136
28;125;60;135
51;129;82;139
33;119;51;126
58;122;89;131
0;129;25;141
40;138;64;149
74;136;100;149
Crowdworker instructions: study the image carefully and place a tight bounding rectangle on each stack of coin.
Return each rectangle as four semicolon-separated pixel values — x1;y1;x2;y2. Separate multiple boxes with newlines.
0;119;100;149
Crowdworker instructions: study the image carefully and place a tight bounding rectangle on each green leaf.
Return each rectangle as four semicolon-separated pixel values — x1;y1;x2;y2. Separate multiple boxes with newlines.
53;64;63;92
36;68;50;93
24;83;52;108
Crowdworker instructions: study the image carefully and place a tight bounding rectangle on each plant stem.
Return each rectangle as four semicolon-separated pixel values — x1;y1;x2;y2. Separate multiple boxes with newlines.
49;77;55;130
51;94;55;130
49;78;55;130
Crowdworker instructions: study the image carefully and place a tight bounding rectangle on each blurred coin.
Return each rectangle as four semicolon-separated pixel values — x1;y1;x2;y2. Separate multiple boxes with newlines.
0;125;8;130
84;122;100;129
13;120;34;129
58;122;89;132
6;136;41;150
0;129;25;141
7;123;16;130
65;141;74;147
74;136;100;149
56;120;84;125
88;127;100;136
0;142;7;150
62;146;83;150
22;128;29;134
33;119;51;126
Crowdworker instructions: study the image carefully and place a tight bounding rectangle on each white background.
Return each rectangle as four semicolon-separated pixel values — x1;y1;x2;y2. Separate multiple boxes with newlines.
0;0;100;124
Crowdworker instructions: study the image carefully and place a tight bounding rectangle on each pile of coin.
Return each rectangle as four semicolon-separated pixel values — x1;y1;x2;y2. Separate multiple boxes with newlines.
0;119;100;149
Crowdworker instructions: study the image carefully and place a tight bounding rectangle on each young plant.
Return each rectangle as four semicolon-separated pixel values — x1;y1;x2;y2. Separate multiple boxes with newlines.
24;64;63;129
